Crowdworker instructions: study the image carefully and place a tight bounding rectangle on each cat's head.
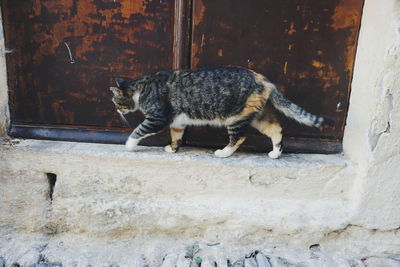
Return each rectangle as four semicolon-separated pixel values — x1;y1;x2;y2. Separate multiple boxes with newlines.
110;78;136;114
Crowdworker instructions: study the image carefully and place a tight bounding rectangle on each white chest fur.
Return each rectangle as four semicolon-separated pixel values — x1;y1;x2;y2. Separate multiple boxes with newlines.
171;113;225;128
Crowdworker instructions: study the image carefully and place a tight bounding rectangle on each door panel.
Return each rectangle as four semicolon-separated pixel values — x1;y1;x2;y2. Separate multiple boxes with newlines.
190;0;364;140
3;0;175;128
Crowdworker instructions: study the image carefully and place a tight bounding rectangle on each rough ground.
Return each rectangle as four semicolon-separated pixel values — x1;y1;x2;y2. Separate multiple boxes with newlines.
1;242;400;267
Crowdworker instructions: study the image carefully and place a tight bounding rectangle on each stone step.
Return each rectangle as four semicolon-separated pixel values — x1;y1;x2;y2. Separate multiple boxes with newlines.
1;139;350;238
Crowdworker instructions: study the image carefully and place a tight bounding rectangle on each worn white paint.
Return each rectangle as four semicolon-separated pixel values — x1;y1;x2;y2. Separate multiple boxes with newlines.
0;10;9;136
343;0;400;230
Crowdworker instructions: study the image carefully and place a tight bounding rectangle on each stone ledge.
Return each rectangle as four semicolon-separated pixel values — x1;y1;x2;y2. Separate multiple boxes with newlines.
1;138;350;202
1;138;346;168
1;138;352;237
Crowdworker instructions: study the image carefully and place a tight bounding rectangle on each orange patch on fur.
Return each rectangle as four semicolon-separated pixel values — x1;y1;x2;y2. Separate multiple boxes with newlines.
240;89;270;117
252;120;282;139
225;71;274;125
171;127;184;133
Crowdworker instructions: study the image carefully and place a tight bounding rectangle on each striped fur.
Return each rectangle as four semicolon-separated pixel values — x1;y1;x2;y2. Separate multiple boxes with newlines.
252;72;333;128
111;66;334;158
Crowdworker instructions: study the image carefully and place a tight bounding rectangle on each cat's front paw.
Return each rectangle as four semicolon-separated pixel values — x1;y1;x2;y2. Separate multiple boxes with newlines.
214;148;233;158
164;145;177;153
125;137;140;151
268;150;281;159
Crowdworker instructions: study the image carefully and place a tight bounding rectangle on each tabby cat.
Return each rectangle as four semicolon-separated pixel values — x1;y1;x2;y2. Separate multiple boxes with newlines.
110;66;333;159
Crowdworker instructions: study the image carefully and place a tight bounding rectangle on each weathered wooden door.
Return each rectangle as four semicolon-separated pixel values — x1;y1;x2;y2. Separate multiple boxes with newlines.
2;0;364;153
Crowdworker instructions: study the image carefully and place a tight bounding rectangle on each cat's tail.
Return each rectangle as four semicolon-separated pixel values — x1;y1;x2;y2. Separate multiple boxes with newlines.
267;83;334;128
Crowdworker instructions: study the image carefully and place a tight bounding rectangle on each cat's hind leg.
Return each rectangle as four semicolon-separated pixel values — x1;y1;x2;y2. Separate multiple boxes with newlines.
164;126;185;153
251;119;283;159
214;135;246;158
214;119;250;158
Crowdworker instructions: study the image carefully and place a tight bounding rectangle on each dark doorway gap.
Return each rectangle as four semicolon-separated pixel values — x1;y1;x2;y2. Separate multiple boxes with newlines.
46;173;57;201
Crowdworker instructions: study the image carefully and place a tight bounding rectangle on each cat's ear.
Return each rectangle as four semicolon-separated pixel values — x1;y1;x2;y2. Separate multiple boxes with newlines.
110;86;123;96
115;78;125;88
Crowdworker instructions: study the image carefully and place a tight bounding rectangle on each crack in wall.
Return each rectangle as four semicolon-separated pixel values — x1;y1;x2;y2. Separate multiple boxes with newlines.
369;89;394;152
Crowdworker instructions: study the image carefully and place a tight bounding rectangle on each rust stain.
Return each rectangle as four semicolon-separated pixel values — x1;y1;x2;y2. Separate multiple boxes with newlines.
42;0;73;13
190;43;200;68
142;20;156;31
332;0;363;72
331;0;360;30
32;0;41;16
298;72;308;79
315;65;340;89
283;61;288;75
120;1;146;18
6;0;175;129
30;0;164;64
194;0;206;27
312;60;325;68
217;48;223;57
287;22;296;35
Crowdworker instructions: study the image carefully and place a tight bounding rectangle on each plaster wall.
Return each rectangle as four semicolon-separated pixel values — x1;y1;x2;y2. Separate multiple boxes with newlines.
343;0;400;229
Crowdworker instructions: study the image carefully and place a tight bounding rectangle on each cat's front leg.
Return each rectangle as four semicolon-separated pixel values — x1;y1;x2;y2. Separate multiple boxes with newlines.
125;137;140;151
164;127;186;153
125;116;168;152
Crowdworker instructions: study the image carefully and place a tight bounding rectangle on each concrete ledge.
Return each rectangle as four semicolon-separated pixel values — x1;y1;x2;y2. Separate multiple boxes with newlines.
1;138;351;238
2;138;346;168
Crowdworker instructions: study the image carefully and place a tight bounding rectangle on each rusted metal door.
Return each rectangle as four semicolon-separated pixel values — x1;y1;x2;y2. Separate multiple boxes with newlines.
2;0;364;153
2;0;178;145
187;0;364;152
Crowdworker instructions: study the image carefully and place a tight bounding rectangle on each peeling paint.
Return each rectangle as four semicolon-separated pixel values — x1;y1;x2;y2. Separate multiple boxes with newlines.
287;22;296;35
312;60;325;68
3;0;175;127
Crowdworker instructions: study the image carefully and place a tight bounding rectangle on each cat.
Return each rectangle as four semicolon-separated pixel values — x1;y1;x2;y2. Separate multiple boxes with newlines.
110;66;333;159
